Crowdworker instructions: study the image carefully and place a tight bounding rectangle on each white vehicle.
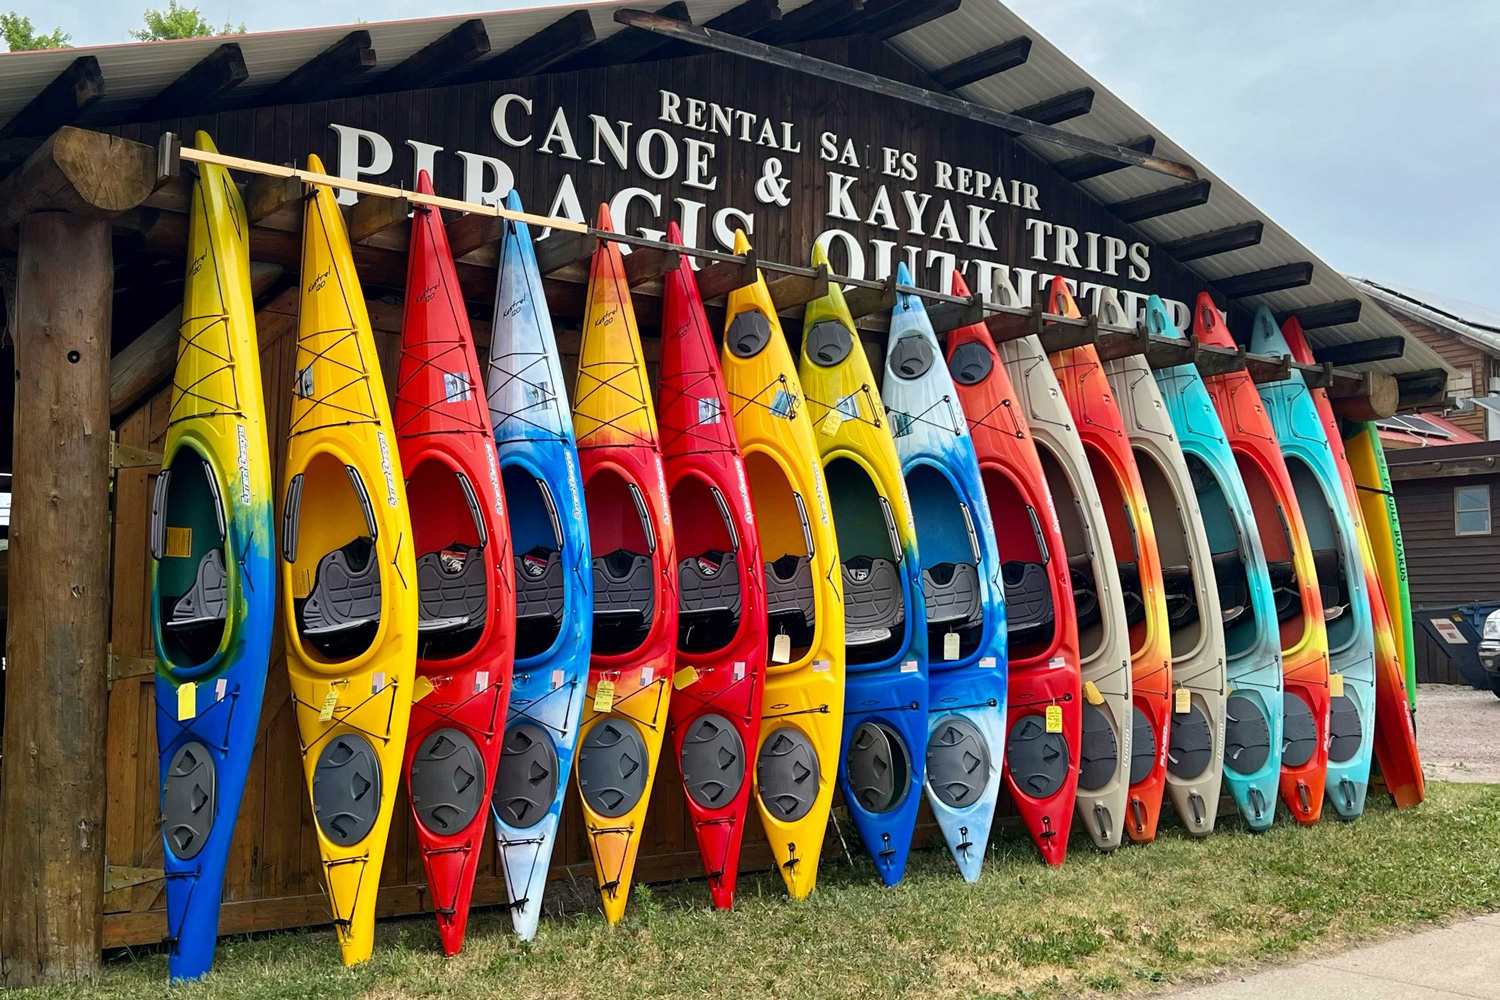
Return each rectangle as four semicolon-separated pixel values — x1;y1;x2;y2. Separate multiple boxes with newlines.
1480;609;1500;697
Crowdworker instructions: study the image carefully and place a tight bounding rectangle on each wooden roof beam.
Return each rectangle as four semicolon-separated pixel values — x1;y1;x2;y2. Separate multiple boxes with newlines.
1012;87;1094;126
0;56;106;140
0;127;168;229
1215;262;1315;299
1108;179;1212;223
562;1;690;70
1394;368;1451;412
931;36;1032;90
859;0;962;40
259;30;376;106
371;18;489;93
618;9;1200;180
454;10;596;82
754;0;862;45
1052;135;1155;183
1158;221;1263;262
135;44;246;121
1311;335;1405;367
652;0;782;60
1275;298;1362;330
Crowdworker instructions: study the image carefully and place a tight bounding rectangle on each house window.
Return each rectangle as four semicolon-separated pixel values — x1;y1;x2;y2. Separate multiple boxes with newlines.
1455;485;1491;536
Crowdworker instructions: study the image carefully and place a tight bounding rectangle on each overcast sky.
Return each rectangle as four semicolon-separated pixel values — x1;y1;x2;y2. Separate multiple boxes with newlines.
21;0;1499;302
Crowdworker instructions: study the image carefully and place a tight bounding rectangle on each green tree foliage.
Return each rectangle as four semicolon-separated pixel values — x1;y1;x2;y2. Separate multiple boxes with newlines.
130;0;244;41
0;11;72;50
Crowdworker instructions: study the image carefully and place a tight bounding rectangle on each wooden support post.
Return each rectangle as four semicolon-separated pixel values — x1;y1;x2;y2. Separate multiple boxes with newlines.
1094;324;1150;362
623;245;681;286
927;292;984;334
695;250;757;300
446;212;506;259
845;273;896;319
535;230;597;275
345;194;410;245
1145;334;1197;370
0;127;162;985
983;299;1043;345
1246;353;1293;384
1332;370;1399;422
1038;314;1097;354
1;212;114;986
1195;343;1247;377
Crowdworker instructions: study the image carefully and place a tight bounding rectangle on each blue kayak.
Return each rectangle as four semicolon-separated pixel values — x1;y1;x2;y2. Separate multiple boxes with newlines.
1251;306;1376;821
882;265;1007;881
485;191;593;939
1147;296;1284;830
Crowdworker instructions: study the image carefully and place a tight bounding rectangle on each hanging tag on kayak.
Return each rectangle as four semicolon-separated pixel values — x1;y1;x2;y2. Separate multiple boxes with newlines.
673;667;700;689
819;408;843;436
165;526;193;559
475;670;489;694
900;659;919;674
413;676;435;703
593;679;616;713
215;678;227;702
1330;673;1345;698
176;682;196;722
1045;704;1063;733
944;632;961;660
770;389;796;419
640;666;655;686
1175;687;1191;714
317;684;339;722
1083;680;1104;705
733;661;746;681
772;633;791;663
979;656;997;670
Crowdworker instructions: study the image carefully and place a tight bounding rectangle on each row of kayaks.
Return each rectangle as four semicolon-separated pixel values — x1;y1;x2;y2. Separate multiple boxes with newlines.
149;133;1424;980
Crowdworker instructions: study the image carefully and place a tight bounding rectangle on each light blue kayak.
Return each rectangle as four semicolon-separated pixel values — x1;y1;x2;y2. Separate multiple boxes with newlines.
485;192;593;939
1251;306;1376;821
1148;296;1284;830
882;264;1007;881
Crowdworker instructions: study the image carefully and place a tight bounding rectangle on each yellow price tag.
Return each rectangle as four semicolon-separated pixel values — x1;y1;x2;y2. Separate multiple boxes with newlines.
317;684;340;722
772;633;791;664
165;526;193;559
1082;680;1104;705
1045;704;1063;733
1329;673;1344;698
413;676;436;703
943;632;960;661
1175;687;1192;714
820;410;843;436
176;681;196;722
673;667;700;690
593;678;616;713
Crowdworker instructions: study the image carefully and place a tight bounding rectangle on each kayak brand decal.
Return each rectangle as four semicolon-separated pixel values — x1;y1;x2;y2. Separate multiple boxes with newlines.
484;440;503;517
236;423;252;506
306;42;1205;327
376;430;399;508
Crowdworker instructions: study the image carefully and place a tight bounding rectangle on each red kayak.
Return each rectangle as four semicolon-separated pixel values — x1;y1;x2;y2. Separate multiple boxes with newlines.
393;171;516;955
658;223;768;908
1280;317;1425;809
1047;279;1172;843
947;272;1081;865
1195;296;1329;825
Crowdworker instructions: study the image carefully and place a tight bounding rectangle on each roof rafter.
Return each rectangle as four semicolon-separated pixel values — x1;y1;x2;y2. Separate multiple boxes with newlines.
1215;262;1315;298
135;43;247;121
1108;179;1212;223
931;36;1032;90
1158;221;1263;262
0;56;105;140
371;18;489;92
454;10;597;82
259;30;376;106
1012;87;1094;126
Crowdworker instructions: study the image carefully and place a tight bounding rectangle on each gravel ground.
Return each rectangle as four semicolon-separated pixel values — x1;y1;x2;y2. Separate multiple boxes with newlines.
1418;682;1500;783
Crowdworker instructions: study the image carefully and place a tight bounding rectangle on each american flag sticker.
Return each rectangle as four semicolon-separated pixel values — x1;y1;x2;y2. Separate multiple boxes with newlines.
812;659;830;672
900;660;919;673
980;657;997;669
552;668;564;690
733;661;746;681
215;678;227;701
372;672;386;694
475;670;489;693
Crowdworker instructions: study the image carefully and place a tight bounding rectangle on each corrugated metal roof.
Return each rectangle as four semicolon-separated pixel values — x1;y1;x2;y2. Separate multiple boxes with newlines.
1351;277;1500;358
0;0;1443;375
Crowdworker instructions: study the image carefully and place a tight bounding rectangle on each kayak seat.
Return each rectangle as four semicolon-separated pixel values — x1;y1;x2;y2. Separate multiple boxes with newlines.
1067;554;1101;630
679;549;742;652
764;554;815;653
1002;560;1054;646
299;536;381;659
1117;561;1145;625
1210;550;1247;626
167;548;228;631
1161;565;1199;631
1267;560;1300;623
415;546;487;658
514;545;564;660
592;548;655;654
923;562;981;627
1311;548;1349;622
842;555;905;650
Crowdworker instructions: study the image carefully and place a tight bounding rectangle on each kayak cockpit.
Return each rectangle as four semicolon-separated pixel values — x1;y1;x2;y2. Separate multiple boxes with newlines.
906;465;983;661
504;465;566;661
983;468;1056;653
408;459;491;659
586;468;657;656
745;451;816;663
672;475;742;654
827;456;907;663
152;449;230;668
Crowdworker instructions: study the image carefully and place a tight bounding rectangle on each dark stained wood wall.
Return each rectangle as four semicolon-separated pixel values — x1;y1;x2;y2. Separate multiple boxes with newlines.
1392;472;1500;610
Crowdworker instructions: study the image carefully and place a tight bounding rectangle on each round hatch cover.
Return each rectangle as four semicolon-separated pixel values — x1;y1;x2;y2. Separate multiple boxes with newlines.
846;721;911;814
312;734;383;847
888;334;935;380
948;341;993;385
577;718;650;819
410;727;486;835
1006;713;1068;800
926;715;990;809
756;726;820;822
492;722;559;829
680;713;746;809
805;320;853;367
727;310;772;359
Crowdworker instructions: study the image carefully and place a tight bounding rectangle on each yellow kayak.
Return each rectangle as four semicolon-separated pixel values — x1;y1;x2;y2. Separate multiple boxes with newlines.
798;244;927;885
279;154;417;966
571;208;677;925
722;231;844;899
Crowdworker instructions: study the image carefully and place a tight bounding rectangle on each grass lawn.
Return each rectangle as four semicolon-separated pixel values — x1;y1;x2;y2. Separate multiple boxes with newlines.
24;781;1500;1000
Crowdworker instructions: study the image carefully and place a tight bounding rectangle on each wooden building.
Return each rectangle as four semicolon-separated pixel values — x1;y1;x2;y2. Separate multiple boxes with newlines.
0;0;1456;982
